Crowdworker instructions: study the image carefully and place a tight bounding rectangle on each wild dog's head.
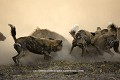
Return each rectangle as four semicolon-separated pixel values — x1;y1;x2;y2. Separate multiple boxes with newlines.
73;30;88;48
0;32;6;41
107;23;118;38
105;35;117;48
93;27;102;36
49;38;63;52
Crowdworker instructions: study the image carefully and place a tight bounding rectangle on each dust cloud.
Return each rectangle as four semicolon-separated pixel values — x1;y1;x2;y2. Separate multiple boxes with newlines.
0;0;120;65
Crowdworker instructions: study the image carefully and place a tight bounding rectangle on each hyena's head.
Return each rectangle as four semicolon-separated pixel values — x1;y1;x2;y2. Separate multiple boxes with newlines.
0;32;6;41
50;39;63;52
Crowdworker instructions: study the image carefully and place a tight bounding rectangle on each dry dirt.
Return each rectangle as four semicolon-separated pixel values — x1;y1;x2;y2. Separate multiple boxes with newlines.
0;60;120;80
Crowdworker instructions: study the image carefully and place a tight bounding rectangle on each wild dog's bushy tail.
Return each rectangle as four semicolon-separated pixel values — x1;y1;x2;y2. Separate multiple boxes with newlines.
8;24;17;42
69;24;79;38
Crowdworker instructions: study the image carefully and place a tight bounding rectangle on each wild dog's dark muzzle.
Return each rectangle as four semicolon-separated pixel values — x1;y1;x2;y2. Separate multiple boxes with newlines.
78;43;84;47
109;40;114;48
76;38;87;48
106;39;119;48
110;40;119;48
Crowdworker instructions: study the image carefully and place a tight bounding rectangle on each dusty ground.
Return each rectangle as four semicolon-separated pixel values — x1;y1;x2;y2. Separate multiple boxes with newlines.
0;60;120;80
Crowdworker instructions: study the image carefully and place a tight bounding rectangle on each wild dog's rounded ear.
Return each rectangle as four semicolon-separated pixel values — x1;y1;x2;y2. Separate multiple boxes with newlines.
60;40;62;43
58;40;62;45
49;38;54;40
91;32;95;36
60;40;62;44
97;27;101;31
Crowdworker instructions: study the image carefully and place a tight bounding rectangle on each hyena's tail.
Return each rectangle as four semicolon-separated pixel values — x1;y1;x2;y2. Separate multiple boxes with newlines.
8;24;17;42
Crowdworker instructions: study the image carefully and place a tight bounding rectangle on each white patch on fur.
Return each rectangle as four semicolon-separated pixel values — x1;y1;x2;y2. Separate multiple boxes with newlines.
15;43;21;47
107;22;114;29
108;22;113;25
70;24;79;33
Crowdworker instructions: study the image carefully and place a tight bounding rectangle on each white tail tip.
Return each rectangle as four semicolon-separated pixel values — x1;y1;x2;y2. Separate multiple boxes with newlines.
71;24;79;32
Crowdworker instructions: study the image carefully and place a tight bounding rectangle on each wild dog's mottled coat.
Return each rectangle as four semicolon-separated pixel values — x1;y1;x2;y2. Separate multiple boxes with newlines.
93;23;120;57
9;24;62;65
69;25;100;56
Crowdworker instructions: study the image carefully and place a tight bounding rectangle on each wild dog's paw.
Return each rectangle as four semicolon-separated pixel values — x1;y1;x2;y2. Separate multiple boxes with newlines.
44;55;52;60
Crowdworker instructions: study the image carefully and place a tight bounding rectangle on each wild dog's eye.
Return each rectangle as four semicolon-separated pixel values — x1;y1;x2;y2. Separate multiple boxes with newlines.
77;36;80;38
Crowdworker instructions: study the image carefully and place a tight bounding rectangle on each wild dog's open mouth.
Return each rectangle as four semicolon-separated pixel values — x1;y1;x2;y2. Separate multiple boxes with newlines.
77;43;84;48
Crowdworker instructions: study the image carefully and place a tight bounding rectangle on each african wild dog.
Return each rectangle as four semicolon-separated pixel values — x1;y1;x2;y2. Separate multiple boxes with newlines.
69;24;101;56
9;24;62;65
93;23;120;57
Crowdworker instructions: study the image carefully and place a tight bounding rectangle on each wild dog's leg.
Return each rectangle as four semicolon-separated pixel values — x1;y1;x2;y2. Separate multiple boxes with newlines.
12;53;20;65
104;49;114;57
70;39;76;54
81;47;87;57
13;43;22;65
15;51;26;65
43;51;52;60
70;46;75;54
92;44;103;55
113;40;120;54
